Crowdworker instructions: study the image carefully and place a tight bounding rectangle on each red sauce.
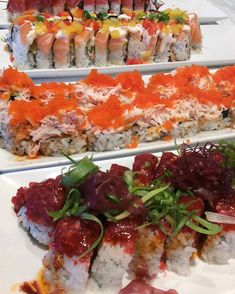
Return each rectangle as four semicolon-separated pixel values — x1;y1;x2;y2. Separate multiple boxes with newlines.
132;153;158;186
12;176;66;226
51;217;100;259
119;279;179;294
104;217;141;254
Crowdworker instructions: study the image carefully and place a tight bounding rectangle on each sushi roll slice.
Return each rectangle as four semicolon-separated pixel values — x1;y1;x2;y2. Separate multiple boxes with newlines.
188;13;202;49
127;24;143;64
43;217;100;293
11;176;66;245
75;27;95;67
36;33;55;69
83;0;95;13
169;28;191;62
95;0;109;13
109;26;128;65
53;34;71;69
110;0;121;14
8;21;37;70
154;30;176;62
129;226;166;279
201;195;235;264
141;20;160;63
95;27;110;67
91;218;139;291
165;196;205;275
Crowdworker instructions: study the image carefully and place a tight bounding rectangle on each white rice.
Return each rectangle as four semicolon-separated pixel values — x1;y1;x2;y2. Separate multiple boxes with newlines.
201;231;235;264
170;120;199;138
165;231;196;276
36;50;53;69
170;32;191;61
127;29;143;61
91;242;133;290
43;250;89;294
17;206;52;246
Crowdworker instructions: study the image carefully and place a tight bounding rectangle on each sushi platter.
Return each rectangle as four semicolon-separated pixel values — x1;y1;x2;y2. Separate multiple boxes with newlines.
1;1;235;294
1;149;235;294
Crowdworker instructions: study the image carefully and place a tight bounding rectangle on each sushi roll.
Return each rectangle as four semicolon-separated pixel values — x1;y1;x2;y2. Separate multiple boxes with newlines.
11;176;66;245
8;21;37;70
95;27;110;67
109;26;128;65
66;0;81;10
165;196;205;275
91;218;139;291
154;30;176;62
129;226;166;279
7;0;26;20
36;33;55;69
169;28;191;62
75;27;95;67
53;33;71;69
201;195;235;264
83;0;95;13
110;0;121;14
43;217;100;293
127;24;143;64
141;20;160;63
95;0;109;13
188;13;203;49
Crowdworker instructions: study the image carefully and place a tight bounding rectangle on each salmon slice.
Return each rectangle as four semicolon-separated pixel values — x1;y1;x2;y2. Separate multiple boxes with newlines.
95;30;109;54
20;22;33;46
188;13;202;49
75;28;92;47
53;37;70;67
37;33;55;56
7;0;26;13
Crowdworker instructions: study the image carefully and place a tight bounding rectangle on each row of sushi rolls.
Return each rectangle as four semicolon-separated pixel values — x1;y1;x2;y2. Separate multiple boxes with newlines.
5;0;202;69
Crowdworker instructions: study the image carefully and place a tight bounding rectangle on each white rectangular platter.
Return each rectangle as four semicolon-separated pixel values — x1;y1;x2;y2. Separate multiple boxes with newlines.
0;128;235;174
1;155;235;294
1;24;235;79
0;0;227;29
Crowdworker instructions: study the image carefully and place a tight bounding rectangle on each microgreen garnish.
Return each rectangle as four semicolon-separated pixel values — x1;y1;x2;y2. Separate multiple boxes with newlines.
156;11;170;23
175;15;185;24
61;156;99;187
97;11;108;20
36;15;45;22
78;213;104;259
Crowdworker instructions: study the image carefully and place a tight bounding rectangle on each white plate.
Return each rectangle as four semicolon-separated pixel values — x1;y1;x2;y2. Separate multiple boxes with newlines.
0;2;8;29
162;0;227;24
0;0;227;29
1;157;235;294
1;25;235;79
1;128;235;174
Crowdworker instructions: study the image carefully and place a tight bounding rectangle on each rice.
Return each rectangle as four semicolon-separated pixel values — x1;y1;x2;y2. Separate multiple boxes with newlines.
165;231;197;276
88;130;132;152
170;31;191;62
39;135;87;156
201;231;235;264
91;243;133;290
17;206;52;245
43;250;90;294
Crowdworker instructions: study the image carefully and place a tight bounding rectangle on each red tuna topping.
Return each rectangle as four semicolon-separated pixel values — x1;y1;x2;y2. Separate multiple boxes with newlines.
12;176;66;226
104;217;142;254
132;153;159;186
51;217;100;259
109;163;130;177
119;279;178;294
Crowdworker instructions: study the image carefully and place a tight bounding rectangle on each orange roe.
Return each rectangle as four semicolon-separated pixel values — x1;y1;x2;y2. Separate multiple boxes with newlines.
127;136;139;149
213;65;235;83
87;95;126;130
83;69;118;88
133;91;161;108
115;71;145;92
